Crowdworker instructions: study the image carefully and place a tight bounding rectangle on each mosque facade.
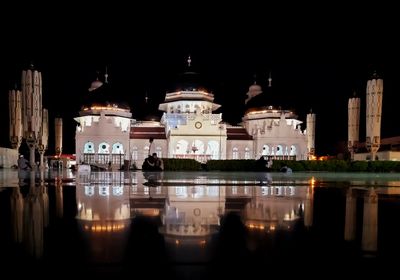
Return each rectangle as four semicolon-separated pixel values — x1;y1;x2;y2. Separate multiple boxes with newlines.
74;61;315;169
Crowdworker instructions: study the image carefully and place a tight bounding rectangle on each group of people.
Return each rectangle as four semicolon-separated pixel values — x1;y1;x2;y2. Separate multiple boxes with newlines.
142;153;164;171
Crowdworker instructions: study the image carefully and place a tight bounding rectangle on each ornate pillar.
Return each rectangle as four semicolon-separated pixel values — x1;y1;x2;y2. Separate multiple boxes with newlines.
9;89;23;150
348;96;360;160
366;73;383;161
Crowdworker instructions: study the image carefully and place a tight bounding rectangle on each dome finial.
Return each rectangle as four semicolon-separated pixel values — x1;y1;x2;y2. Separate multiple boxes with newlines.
187;55;192;68
145;92;149;104
268;71;272;87
253;73;257;84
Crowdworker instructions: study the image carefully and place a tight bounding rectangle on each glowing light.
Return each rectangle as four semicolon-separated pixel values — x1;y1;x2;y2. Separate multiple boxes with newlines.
310;177;316;188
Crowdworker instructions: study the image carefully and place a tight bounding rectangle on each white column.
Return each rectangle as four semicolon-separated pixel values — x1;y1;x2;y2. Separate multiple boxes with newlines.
306;113;316;159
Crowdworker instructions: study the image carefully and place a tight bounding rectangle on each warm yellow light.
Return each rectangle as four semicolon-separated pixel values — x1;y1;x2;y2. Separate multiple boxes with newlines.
310;177;316;188
175;240;180;245
270;225;276;231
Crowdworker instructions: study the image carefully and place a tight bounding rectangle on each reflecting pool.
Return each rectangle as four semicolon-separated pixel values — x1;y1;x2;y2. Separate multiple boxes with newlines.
1;170;400;278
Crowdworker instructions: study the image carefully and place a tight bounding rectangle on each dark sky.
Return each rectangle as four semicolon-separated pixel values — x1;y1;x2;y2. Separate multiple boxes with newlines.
1;6;399;155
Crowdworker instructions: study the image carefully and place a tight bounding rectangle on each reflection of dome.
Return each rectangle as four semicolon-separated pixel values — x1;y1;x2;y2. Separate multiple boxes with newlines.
89;79;103;92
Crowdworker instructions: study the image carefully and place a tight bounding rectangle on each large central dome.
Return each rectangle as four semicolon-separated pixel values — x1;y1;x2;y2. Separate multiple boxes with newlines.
171;71;208;93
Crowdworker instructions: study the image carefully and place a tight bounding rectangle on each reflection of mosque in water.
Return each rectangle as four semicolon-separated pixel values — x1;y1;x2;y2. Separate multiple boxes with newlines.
75;172;394;258
75;172;309;248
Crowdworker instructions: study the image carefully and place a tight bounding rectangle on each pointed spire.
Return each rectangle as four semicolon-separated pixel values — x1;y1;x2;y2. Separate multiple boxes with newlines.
268;71;272;87
253;74;257;84
104;66;109;83
145;92;149;104
187;55;192;68
353;91;357;97
310;108;313;114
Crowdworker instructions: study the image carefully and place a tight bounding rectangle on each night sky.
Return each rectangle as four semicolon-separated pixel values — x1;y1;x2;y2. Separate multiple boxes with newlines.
1;6;398;156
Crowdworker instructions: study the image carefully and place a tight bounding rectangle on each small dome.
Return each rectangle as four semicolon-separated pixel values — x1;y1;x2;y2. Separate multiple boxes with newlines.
89;79;103;92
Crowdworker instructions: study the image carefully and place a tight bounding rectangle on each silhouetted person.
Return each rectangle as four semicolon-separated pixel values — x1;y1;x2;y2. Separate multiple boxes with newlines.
142;154;155;171
256;156;267;171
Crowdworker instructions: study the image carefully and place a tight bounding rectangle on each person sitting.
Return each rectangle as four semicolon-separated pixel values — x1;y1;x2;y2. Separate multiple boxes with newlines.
152;153;164;171
17;155;31;170
256;156;267;171
142;154;155;171
280;165;292;173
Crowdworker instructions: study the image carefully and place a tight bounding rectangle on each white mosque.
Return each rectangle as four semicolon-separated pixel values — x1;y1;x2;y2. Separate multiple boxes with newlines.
74;58;315;169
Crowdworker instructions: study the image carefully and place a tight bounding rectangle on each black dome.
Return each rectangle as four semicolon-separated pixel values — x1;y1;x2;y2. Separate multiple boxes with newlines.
171;71;208;92
82;82;130;110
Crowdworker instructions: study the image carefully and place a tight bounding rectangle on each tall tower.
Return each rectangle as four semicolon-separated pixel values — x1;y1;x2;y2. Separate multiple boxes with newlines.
306;112;316;159
366;72;383;161
22;66;43;167
348;95;360;160
9;89;23;150
55;118;63;157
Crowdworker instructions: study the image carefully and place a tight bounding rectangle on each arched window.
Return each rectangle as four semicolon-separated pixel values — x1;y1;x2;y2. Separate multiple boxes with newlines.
98;142;110;154
84;142;95;153
232;147;239;159
176;140;189;156
244;147;250;159
276;145;283;156
262;145;270;155
290;145;297;156
112;142;124;154
207;141;219;159
143;146;149;159
156;146;162;157
132;146;138;160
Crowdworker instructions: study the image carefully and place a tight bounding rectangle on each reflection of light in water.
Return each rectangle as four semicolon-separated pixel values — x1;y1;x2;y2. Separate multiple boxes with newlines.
344;188;356;241
10;188;24;243
362;188;378;253
23;173;44;259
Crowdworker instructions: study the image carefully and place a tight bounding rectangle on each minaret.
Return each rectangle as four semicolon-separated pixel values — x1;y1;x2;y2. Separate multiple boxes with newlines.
38;109;48;168
366;72;383;161
55;118;63;157
9;88;23;150
348;93;360;160
306;110;316;159
22;65;43;167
